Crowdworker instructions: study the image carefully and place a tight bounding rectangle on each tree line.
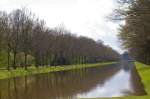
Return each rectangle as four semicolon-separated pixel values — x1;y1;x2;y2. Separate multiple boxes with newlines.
0;8;119;70
113;0;150;64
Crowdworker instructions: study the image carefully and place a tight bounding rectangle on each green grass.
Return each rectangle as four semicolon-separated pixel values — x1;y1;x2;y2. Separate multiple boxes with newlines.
132;62;150;99
90;62;150;99
0;62;116;80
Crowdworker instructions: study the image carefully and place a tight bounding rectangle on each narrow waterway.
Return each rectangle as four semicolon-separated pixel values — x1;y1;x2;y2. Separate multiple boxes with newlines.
0;61;146;99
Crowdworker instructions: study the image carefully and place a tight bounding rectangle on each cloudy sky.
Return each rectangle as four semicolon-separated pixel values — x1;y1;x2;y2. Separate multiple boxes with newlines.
0;0;123;53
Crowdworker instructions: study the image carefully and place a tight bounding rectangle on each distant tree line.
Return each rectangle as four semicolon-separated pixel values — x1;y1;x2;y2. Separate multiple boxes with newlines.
0;8;119;70
113;0;150;64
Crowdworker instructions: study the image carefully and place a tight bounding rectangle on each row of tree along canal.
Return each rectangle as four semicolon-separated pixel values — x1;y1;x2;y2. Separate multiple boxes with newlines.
0;8;120;70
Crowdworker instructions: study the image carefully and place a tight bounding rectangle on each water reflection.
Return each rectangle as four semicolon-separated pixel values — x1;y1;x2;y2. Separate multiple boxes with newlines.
0;62;146;99
77;70;131;98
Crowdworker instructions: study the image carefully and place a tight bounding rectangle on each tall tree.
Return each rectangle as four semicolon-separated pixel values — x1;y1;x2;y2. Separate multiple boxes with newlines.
114;0;150;64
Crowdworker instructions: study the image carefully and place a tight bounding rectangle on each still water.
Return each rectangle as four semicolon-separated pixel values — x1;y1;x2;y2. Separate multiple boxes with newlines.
0;61;146;99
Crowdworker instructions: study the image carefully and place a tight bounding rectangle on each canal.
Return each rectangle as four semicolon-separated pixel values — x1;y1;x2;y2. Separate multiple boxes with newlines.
0;61;146;99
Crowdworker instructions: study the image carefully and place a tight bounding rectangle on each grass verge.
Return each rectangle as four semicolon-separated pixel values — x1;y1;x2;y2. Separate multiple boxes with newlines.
0;62;116;80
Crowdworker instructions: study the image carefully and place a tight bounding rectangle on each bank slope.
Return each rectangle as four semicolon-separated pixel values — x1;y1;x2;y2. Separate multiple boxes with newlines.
0;62;116;80
134;62;150;99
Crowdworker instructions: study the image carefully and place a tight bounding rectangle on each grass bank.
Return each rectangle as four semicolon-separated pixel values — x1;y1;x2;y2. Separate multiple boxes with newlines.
132;62;150;99
0;62;116;80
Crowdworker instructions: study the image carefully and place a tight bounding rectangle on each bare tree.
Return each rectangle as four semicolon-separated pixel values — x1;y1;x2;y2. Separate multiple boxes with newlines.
0;8;120;70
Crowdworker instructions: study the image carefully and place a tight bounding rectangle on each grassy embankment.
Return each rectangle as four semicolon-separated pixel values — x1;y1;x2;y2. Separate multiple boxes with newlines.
94;62;150;99
0;62;116;80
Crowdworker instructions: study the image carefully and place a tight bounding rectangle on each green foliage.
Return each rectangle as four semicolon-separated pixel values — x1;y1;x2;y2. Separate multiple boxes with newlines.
0;50;34;69
0;50;8;68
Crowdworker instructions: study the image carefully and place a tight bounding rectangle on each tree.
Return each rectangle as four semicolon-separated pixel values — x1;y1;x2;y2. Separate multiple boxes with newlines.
0;11;11;70
0;8;120;70
19;8;34;69
114;0;150;64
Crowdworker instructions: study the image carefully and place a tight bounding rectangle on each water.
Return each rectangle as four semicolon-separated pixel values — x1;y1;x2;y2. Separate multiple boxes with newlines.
0;61;146;99
77;70;131;98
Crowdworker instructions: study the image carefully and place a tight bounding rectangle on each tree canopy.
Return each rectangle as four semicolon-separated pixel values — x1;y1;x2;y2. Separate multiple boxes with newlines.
115;0;150;64
0;8;120;70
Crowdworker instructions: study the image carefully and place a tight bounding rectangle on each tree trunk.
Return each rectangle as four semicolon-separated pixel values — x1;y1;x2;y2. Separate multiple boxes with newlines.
13;51;17;69
24;52;27;70
7;49;10;70
49;55;52;66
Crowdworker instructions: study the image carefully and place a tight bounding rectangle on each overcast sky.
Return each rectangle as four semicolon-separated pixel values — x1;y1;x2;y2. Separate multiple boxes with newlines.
0;0;124;53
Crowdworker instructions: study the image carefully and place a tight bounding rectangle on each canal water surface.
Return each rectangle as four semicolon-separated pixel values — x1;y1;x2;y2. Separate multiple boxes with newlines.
0;61;146;99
